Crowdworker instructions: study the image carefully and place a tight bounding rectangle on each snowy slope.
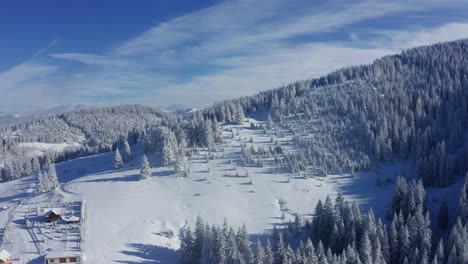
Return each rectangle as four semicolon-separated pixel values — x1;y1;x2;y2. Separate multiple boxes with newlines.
59;119;453;262
18;142;82;156
0;117;463;263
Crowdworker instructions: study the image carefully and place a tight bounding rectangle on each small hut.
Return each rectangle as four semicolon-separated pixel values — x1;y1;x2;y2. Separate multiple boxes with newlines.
0;249;11;264
44;208;62;222
62;215;80;224
45;251;81;264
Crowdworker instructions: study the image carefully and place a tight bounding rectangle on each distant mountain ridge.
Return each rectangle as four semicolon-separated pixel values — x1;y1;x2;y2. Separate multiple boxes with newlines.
0;105;90;127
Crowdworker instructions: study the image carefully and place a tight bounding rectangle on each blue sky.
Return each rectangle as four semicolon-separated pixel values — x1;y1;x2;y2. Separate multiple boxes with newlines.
1;0;468;113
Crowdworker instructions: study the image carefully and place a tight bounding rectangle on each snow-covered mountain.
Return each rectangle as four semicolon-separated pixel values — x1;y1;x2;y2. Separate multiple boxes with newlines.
0;112;32;126
163;104;198;116
0;105;89;127
0;40;467;263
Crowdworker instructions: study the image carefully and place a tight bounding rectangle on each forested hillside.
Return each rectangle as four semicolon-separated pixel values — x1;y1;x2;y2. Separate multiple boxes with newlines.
0;105;176;181
201;39;468;187
180;174;468;264
0;104;220;182
1;39;468;187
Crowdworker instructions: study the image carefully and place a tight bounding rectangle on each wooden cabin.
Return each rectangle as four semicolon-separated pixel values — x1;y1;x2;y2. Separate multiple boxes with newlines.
45;251;81;264
0;249;11;264
61;215;80;224
44;208;62;222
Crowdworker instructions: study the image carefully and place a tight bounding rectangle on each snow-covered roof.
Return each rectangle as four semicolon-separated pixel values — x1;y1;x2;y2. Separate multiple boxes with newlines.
45;250;81;259
62;215;80;222
0;249;11;260
44;208;63;216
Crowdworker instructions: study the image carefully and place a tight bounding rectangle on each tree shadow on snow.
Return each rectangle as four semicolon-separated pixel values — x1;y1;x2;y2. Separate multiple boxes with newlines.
153;169;174;177
116;243;179;264
25;255;45;264
81;174;141;183
0;191;29;203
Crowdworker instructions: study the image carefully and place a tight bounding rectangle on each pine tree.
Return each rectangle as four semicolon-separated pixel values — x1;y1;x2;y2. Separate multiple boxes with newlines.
203;120;214;147
456;173;468;224
36;170;47;193
46;163;59;189
237;223;251;263
263;239;274;264
140;155;151;180
435;239;444;264
200;225;213;264
447;246;457;264
181;226;195;264
235;104;245;125
123;140;132;163
194;217;205;262
360;231;373;264
162;139;176;166
304;239;316;263
266;115;273;129
254;239;265;264
399;225;410;264
113;148;124;169
391;176;408;216
175;152;187;177
284;244;295;264
31;156;41;173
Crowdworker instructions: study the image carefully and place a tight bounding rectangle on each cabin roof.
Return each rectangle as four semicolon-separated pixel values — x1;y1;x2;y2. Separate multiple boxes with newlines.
44;208;63;216
62;215;80;222
45;250;81;259
0;249;11;260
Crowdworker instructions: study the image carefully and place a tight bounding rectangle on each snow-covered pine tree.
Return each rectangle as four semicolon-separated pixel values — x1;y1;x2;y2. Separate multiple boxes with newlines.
456;173;468;224
264;239;274;264
36;170;47;193
140;155;151;180
235;104;245;125
434;239;444;264
123;140;132;163
113;148;124;169
46;163;59;190
162;139;174;166
181;226;195;264
254;239;265;264
360;231;373;264
31;156;41;173
175;152;187;177
266;115;273;129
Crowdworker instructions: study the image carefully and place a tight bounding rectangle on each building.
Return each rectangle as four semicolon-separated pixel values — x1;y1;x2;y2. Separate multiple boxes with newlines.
61;215;80;224
0;249;11;264
44;208;62;222
45;251;81;264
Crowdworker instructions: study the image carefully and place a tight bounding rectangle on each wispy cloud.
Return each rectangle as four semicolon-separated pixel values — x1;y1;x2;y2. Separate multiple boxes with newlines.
371;22;468;49
50;53;130;67
0;62;57;90
1;0;468;112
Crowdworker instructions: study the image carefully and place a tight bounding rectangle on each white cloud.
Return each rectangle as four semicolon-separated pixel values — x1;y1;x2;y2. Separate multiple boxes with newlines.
371;22;468;49
144;43;396;106
50;53;130;67
2;0;468;112
0;62;66;112
0;62;57;94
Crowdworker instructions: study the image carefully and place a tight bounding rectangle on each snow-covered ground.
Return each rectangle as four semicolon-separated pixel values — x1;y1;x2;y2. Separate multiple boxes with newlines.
18;142;82;156
0;118;464;263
